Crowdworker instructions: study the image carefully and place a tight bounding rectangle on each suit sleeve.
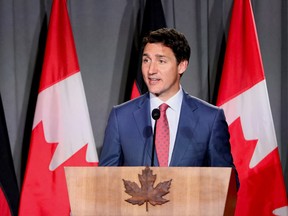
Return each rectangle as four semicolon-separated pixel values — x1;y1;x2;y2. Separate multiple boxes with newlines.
99;108;123;166
209;109;240;188
208;109;233;166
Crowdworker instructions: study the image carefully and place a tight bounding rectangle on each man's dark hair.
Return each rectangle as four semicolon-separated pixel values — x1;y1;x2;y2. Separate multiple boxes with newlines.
142;28;191;64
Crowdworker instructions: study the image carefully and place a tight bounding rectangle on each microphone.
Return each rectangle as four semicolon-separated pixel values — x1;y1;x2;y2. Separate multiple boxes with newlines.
151;108;160;166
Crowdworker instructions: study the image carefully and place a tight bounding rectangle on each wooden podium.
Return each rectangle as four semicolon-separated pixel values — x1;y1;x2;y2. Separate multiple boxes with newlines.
65;167;237;216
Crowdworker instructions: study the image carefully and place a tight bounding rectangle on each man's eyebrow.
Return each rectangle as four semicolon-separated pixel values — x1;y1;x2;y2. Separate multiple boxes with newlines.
142;53;167;58
155;54;167;58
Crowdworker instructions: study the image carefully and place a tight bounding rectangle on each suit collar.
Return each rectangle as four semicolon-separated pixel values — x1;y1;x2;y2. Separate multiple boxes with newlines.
133;93;151;139
170;91;199;166
132;91;200;167
133;93;158;166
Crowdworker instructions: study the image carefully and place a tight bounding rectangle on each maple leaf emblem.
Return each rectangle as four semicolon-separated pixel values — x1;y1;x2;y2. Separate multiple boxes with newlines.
229;118;288;215
123;166;172;212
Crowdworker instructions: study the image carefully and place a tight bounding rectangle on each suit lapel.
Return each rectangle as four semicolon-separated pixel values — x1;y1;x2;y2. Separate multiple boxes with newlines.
170;92;198;166
133;93;157;166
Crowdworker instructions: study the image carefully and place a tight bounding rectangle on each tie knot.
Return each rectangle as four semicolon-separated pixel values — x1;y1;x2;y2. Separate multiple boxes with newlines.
159;103;169;112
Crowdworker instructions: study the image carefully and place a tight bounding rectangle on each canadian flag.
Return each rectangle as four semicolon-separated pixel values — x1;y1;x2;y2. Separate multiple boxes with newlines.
216;0;287;215
19;0;98;215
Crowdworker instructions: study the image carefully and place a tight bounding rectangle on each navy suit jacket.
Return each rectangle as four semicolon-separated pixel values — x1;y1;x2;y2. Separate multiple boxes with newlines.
99;90;236;171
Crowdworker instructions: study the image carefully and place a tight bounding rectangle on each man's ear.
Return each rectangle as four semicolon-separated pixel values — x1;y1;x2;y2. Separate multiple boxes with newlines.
178;60;189;76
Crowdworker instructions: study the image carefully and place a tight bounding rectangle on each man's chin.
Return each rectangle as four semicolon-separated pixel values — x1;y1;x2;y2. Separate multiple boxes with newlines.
149;91;161;97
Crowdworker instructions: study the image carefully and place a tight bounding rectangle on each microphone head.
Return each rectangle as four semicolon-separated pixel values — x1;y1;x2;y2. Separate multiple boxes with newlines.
152;108;160;120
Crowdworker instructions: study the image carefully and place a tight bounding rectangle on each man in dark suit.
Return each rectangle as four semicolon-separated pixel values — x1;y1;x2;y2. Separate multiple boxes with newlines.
99;28;237;178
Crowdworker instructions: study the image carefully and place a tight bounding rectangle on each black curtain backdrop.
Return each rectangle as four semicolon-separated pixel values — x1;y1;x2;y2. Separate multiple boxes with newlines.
0;94;19;216
0;0;287;194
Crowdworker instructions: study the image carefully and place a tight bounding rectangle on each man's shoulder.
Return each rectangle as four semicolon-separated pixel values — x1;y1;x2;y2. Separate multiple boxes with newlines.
114;93;149;111
182;92;225;122
183;91;220;111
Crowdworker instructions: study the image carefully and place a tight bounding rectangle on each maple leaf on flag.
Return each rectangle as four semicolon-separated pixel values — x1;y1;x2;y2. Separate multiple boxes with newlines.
20;122;97;215
33;73;98;171
229;118;287;215
123;167;172;212
229;118;258;178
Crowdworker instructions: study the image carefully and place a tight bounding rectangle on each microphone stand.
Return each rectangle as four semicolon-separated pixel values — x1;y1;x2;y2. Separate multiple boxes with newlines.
151;122;157;167
151;109;160;167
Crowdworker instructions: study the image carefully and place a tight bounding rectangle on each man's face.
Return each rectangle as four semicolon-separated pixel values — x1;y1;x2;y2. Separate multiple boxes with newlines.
142;43;187;101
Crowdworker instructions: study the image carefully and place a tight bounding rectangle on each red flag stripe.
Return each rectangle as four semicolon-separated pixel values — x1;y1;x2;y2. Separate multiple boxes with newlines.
130;81;141;99
39;0;79;93
0;187;11;216
217;0;264;106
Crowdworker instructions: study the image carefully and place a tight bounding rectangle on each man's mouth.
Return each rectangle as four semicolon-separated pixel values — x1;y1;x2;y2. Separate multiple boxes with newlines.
148;78;160;84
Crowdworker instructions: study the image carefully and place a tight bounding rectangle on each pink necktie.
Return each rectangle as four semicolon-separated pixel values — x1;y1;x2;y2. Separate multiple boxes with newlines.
155;103;170;167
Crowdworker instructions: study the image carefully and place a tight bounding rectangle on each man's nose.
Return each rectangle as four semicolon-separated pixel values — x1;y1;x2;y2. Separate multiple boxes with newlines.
148;62;157;74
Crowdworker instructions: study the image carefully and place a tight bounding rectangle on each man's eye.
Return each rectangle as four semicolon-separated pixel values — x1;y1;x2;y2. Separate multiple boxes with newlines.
159;59;166;64
142;58;149;63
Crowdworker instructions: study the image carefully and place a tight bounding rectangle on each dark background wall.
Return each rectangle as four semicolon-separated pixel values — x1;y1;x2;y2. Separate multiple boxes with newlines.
0;0;287;193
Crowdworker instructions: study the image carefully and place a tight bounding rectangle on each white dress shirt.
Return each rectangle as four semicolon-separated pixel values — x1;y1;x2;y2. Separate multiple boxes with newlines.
149;87;183;165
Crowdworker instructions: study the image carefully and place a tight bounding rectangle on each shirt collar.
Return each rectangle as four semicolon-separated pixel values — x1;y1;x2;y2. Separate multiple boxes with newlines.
150;87;183;112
